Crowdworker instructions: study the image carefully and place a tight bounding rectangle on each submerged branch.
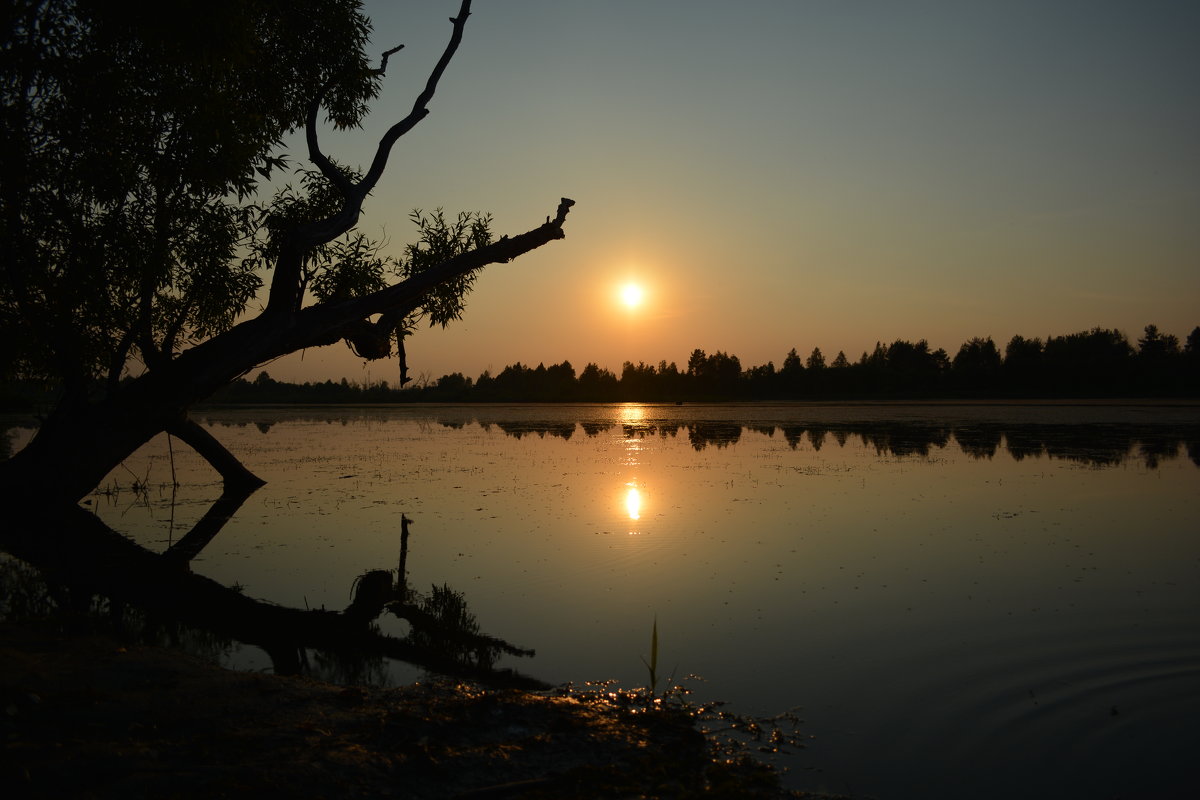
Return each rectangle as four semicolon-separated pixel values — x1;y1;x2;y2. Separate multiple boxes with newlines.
3;503;545;689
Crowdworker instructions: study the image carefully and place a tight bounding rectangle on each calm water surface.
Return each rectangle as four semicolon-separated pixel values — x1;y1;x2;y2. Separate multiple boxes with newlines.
5;402;1199;797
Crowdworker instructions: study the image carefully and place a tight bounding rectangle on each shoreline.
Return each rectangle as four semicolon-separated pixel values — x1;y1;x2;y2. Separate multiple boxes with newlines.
1;619;827;799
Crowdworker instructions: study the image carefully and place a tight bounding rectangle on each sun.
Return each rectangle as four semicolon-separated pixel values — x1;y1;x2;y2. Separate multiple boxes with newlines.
620;282;645;309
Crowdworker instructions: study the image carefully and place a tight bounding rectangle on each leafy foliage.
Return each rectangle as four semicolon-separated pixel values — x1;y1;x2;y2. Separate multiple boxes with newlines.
0;0;378;385
399;208;493;329
309;234;391;305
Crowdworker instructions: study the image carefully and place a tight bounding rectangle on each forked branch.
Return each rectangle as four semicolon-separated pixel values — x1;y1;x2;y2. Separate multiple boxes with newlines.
268;0;474;315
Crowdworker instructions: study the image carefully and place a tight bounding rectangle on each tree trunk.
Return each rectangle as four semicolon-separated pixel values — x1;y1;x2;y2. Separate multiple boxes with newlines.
167;416;266;491
0;199;573;504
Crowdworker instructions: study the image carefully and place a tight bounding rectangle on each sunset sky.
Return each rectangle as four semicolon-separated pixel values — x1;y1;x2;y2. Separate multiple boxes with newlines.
263;0;1199;385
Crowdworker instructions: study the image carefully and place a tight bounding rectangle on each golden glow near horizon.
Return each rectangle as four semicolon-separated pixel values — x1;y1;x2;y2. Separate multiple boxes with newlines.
258;4;1199;387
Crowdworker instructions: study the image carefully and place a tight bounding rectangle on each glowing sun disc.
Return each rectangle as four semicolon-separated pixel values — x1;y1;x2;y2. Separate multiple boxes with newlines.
621;283;645;308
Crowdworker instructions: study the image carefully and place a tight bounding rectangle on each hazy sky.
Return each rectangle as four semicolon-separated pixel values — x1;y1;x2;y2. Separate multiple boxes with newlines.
262;0;1200;385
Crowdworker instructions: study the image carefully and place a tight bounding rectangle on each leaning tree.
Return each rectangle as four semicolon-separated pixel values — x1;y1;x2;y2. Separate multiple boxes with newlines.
0;0;572;503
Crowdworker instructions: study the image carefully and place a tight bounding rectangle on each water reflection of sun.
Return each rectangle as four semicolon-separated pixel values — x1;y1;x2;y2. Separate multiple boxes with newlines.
625;486;642;521
619;403;645;425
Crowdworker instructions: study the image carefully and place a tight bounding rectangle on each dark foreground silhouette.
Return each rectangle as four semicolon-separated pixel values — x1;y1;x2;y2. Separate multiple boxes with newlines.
0;502;814;798
143;323;1198;405
3;616;819;799
2;501;541;690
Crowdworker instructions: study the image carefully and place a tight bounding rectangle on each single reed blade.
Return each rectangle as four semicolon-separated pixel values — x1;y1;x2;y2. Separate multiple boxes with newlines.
640;616;659;694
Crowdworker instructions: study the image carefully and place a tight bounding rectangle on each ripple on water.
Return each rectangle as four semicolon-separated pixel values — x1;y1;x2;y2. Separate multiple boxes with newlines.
859;615;1200;797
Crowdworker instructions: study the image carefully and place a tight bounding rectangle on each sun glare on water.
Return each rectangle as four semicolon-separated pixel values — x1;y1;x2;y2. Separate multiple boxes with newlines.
625;486;642;521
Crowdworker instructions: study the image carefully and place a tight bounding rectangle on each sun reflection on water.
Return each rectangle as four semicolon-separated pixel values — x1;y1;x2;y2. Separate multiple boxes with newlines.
625;486;642;521
618;403;645;425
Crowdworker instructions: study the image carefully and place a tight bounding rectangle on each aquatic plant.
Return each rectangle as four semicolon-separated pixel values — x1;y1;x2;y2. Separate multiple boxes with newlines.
641;616;659;694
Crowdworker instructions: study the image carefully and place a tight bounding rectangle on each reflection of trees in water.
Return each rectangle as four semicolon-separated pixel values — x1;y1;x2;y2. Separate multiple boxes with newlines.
494;421;575;440
342;517;524;677
767;422;1196;468
686;422;742;451
747;423;776;439
0;554;237;668
620;423;681;440
861;424;952;458
1138;439;1183;470
1004;427;1047;461
189;412;1199;469
471;417;1196;467
954;426;1003;459
2;501;543;690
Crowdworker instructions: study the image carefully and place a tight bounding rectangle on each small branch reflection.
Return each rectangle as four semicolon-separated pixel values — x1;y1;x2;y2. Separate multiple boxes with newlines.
3;495;545;690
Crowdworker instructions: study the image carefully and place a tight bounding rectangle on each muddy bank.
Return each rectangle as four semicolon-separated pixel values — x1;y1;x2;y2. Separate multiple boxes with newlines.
1;621;826;799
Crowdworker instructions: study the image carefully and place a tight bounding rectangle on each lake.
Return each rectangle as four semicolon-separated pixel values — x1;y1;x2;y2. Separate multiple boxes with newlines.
3;402;1198;797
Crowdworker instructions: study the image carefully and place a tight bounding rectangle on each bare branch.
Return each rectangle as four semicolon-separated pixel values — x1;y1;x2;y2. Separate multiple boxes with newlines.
376;45;404;75
302;44;407;198
267;1;474;316
305;92;354;198
359;2;472;196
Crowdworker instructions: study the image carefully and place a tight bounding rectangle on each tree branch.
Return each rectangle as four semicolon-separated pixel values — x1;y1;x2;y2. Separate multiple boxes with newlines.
304;45;404;196
292;198;574;352
358;2;472;197
266;1;474;316
166;416;266;491
304;93;354;198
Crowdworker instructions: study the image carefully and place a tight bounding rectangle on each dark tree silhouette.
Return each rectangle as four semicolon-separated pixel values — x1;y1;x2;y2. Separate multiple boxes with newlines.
577;363;619;401
951;337;1002;395
1136;324;1182;395
190;322;1198;405
1042;328;1134;396
1;1;574;502
1002;334;1046;395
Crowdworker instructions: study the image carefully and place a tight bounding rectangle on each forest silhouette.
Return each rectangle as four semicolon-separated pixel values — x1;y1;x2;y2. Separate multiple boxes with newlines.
194;324;1200;403
8;324;1193;410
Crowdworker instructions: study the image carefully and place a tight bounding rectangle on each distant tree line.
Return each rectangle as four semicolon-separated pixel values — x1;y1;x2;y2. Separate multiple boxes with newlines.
3;324;1195;410
405;324;1200;402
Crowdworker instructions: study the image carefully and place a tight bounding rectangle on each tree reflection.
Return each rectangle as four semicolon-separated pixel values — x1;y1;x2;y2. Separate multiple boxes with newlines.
2;500;544;690
954;425;1003;460
198;411;1197;469
685;422;742;450
495;420;575;440
342;515;530;674
766;421;1195;468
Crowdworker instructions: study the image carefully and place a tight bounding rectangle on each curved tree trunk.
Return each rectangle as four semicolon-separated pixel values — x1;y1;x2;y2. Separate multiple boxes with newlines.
0;199;573;504
166;417;267;491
